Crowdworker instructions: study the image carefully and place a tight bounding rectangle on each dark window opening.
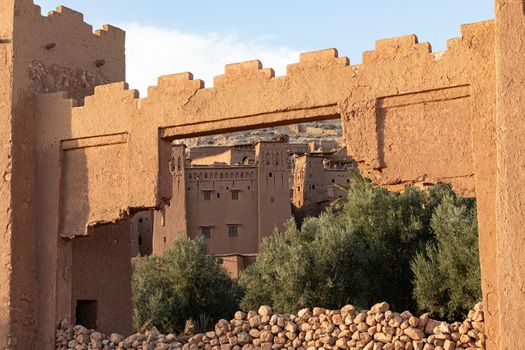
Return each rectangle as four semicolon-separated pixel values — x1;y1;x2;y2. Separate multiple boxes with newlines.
138;236;143;246
232;191;239;200
164;237;167;243
297;186;301;192
202;227;211;239
217;192;221;199
138;218;143;223
312;185;315;190
203;191;211;201
347;179;350;183
332;179;335;183
76;300;97;330
228;225;238;237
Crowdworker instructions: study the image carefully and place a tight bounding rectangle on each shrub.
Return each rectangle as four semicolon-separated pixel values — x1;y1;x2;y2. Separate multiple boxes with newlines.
239;176;470;314
132;237;241;333
411;194;481;320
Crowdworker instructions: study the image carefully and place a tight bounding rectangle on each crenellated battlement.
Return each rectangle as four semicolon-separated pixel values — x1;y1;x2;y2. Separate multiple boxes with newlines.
287;48;350;76
11;0;126;92
79;82;138;111
47;6;84;23
213;60;275;86
44;18;496;120
32;3;125;40
362;34;432;64
147;72;205;98
300;48;349;66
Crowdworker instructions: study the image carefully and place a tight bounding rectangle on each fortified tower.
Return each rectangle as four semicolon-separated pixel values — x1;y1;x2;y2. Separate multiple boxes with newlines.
0;0;125;348
255;142;292;242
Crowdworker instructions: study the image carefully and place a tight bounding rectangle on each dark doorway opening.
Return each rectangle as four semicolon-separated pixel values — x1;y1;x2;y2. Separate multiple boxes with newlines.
76;300;98;329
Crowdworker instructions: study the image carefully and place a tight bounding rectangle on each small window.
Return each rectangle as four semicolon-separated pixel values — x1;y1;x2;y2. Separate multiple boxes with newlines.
203;192;211;201
202;227;211;239
269;172;273;177
297;186;301;192
347;179;350;183
312;185;315;190
76;300;97;330
217;192;221;199
332;179;335;183
228;225;238;237
163;237;167;243
138;218;143;223
231;191;239;200
138;236;143;246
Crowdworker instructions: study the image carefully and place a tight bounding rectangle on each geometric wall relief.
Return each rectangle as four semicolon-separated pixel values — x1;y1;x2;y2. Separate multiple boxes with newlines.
59;133;129;238
375;85;475;191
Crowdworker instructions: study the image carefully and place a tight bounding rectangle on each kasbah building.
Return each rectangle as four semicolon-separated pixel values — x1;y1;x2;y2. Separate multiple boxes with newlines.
131;139;355;278
0;0;525;348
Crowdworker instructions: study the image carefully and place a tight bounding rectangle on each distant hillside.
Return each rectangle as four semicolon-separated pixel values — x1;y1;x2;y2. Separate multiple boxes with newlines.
180;120;343;147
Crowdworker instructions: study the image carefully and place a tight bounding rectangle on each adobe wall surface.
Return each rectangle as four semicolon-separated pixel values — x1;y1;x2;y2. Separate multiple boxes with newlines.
71;221;133;336
494;0;525;348
154;143;291;256
4;0;523;347
190;147;255;166
185;167;260;254
153;144;188;254
292;154;352;221
5;0;126;348
31;17;501;348
256;142;293;241
129;211;153;256
216;254;257;279
0;2;16;348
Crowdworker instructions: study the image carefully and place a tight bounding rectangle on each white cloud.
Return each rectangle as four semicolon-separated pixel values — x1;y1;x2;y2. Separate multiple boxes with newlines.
122;23;301;96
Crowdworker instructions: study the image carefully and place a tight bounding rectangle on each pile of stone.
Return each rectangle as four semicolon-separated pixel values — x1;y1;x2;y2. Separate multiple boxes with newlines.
55;322;183;350
56;302;485;350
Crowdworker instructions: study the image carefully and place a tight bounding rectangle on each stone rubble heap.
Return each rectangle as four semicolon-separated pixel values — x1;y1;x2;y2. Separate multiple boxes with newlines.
56;323;184;350
56;302;485;350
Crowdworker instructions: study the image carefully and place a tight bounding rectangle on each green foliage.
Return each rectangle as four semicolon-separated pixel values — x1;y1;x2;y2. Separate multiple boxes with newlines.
132;237;241;333
411;194;481;321
239;175;480;316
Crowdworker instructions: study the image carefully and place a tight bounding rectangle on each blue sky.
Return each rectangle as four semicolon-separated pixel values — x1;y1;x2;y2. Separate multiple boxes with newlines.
34;1;494;95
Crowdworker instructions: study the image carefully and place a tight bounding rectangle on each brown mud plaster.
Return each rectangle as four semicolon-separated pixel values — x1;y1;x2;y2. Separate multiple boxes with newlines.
0;0;522;349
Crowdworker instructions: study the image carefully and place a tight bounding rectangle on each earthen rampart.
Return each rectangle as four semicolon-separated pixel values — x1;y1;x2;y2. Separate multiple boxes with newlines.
3;0;525;348
32;19;499;348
